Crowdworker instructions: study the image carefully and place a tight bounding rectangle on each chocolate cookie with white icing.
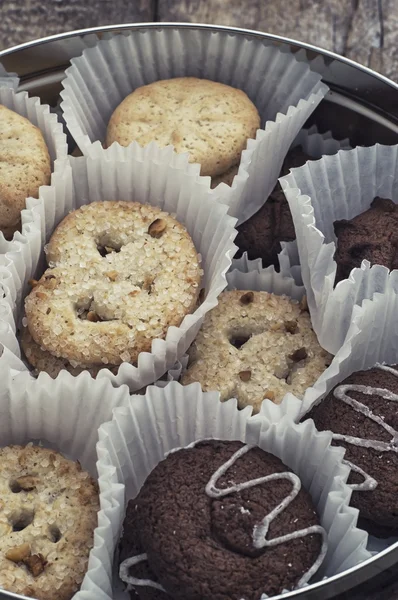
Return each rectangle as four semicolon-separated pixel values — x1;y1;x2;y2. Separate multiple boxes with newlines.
118;439;327;600
305;364;398;537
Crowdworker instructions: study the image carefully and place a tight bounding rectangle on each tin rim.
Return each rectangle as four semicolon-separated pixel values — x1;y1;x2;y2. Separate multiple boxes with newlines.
0;21;397;600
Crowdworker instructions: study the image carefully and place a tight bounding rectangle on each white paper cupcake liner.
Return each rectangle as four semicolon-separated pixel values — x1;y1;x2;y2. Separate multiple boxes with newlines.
0;365;131;600
0;62;19;89
0;146;237;390
232;125;350;280
280;143;398;354
60;28;328;225
96;382;370;599
0;86;68;252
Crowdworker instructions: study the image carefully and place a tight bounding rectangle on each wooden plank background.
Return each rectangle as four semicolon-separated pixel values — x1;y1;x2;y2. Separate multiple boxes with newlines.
1;0;398;80
0;0;398;599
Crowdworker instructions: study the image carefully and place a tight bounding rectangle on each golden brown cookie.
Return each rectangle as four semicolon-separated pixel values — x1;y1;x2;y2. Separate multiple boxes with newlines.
0;444;99;600
24;201;201;372
106;78;260;178
0;104;51;239
182;290;332;412
21;326;117;378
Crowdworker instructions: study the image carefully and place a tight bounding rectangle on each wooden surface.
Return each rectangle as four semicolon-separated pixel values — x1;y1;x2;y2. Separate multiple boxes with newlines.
1;0;398;80
1;1;398;599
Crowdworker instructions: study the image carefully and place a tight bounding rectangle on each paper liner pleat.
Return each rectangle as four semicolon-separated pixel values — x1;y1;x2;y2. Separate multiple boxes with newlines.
280;144;398;354
0;147;237;390
96;383;370;598
60;28;328;224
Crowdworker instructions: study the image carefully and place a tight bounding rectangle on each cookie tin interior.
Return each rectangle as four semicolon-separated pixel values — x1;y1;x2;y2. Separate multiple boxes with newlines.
0;22;398;600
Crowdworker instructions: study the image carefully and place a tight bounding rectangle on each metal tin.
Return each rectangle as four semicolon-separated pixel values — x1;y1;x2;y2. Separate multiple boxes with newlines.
0;22;398;600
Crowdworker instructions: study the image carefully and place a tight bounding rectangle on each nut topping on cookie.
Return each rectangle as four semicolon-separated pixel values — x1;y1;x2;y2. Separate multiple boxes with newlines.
14;475;38;491
5;543;31;563
239;291;254;305
24;553;46;577
148;218;167;238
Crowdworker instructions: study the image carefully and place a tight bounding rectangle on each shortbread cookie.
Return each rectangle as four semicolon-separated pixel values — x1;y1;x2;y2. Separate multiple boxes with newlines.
24;201;201;371
106;78;260;178
0;104;51;239
0;444;99;600
119;440;326;600
181;291;331;411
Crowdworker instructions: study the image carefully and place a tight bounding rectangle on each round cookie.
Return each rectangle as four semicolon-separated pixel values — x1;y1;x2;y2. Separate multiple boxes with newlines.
181;290;331;411
119;439;326;600
20;326;117;378
106;78;260;178
0;104;51;239
333;197;398;284
235;146;312;268
306;363;398;537
0;444;99;600
24;201;201;371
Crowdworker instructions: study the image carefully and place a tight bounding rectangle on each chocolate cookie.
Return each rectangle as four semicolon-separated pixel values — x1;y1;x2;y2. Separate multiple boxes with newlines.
333;197;398;284
119;440;326;600
235;146;312;268
305;364;398;537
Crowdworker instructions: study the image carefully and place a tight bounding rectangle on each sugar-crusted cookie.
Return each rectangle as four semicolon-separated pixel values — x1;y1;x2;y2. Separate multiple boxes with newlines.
106;77;260;178
181;290;331;411
24;201;201;372
0;104;51;239
0;444;98;600
20;327;117;378
119;440;326;600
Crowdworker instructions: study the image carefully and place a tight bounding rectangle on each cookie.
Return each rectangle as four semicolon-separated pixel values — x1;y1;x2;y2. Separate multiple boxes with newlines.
106;77;260;178
24;201;201;373
210;164;239;188
235;146;312;268
20;326;117;378
305;363;398;537
0;104;51;239
0;444;99;600
333;197;398;284
119;439;326;600
181;290;331;411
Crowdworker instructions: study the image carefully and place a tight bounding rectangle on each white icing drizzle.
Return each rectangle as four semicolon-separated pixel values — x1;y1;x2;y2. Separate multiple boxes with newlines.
206;444;328;587
331;363;398;491
120;442;328;593
119;554;167;592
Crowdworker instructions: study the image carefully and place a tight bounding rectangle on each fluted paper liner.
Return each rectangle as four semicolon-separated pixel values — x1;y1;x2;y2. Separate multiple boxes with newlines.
280;144;398;354
0;85;68;253
60;27;328;224
0;62;19;89
96;383;370;598
232;125;350;280
0;147;237;390
0;365;131;600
